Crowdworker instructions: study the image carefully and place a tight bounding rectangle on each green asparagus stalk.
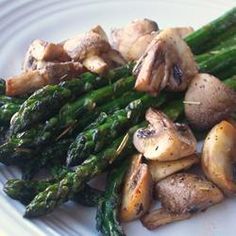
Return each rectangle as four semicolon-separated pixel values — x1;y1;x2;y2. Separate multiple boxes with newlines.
67;94;166;167
4;179;103;207
6;76;134;149
20;139;73;180
185;7;236;54
24;124;140;217
96;160;130;236
198;46;236;77
10;65;133;134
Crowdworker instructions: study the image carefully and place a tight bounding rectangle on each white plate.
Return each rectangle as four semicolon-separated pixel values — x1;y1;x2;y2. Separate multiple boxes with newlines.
0;0;236;235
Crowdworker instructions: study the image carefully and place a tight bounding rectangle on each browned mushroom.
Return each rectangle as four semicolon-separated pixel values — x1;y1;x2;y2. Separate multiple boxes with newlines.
133;28;198;95
111;19;158;61
141;208;191;230
202;120;236;196
148;153;199;182
133;108;197;161
120;153;153;222
23;39;70;71
63;26;125;74
184;73;236;130
156;173;224;214
6;61;84;96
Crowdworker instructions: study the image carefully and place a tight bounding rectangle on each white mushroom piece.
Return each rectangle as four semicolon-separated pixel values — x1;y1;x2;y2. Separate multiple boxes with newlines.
148;153;199;182
184;73;236;130
111;19;158;61
133;28;198;95
202;120;236;196
22;39;71;71
63;25;126;74
141;173;224;230
120;154;153;222
133;108;197;161
6;61;84;96
111;18;193;62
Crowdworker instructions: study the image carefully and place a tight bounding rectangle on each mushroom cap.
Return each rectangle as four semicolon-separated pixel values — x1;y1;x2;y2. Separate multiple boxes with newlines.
133;109;197;161
184;73;236;130
63;31;111;61
133;28;198;95
202;120;236;196
111;18;158;61
156;173;224;214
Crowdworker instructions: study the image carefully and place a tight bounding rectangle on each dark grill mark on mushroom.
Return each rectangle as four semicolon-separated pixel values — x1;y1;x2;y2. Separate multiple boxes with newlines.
137;128;155;138
173;64;183;85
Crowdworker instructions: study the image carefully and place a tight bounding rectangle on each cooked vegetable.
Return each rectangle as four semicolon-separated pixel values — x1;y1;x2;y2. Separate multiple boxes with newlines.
24;124;139;217
133;109;196;161
10;65;132;134
202;120;236;196
96;159;130;236
23;39;70;71
148;153;199;182
4;179;103;207
111;18;158;61
20;138;73;180
6;63;84;96
120;154;153;222
66;94;166;166
141;208;191;230
156;173;224;214
185;7;236;54
184;73;236;130
4;76;135;152
198;46;236;77
133;28;198;95
63;25;125;74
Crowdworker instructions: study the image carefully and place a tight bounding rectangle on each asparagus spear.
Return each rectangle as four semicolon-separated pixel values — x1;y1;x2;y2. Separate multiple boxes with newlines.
6;76;135;150
24;124;139;217
4;179;103;207
96;160;130;236
10;65;133;134
185;7;236;54
198;46;236;77
67;94;166;167
20;139;73;180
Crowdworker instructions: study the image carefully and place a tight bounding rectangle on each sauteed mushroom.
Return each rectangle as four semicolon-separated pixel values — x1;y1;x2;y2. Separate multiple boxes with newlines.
202;120;236;196
133;109;197;161
133;28;198;95
148;153;199;182
64;25;125;74
111;19;158;61
120;154;153;222
184;73;236;130
156;173;224;214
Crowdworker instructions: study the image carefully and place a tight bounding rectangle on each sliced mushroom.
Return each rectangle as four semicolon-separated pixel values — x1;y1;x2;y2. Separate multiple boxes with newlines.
120;153;153;222
6;61;84;96
141;208;191;230
63;26;125;74
133;109;197;161
184;73;236;130
133;28;198;95
6;71;48;96
23;39;70;71
156;173;224;214
111;19;158;61
202;120;236;196
148;153;199;182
